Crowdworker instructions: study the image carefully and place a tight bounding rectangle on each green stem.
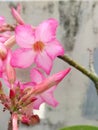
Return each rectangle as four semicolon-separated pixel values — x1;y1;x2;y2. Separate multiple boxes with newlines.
58;55;98;91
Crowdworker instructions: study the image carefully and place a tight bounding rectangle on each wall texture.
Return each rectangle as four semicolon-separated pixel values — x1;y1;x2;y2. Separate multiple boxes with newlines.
0;1;98;130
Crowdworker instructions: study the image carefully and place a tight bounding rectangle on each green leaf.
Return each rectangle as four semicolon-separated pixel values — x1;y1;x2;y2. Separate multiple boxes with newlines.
60;125;98;130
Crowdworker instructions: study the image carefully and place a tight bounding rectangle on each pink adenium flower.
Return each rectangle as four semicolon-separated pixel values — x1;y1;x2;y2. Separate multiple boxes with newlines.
0;4;72;130
30;68;58;109
22;68;71;109
11;19;64;74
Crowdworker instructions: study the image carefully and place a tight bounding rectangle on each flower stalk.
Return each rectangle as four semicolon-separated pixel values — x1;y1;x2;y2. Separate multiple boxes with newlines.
58;55;98;92
12;113;18;130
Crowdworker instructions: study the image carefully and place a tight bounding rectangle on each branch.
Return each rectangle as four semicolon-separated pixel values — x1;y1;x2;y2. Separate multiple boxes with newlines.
58;55;98;92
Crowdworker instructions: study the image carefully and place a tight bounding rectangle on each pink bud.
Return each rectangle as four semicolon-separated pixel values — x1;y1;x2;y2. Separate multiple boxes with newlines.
30;115;40;125
33;68;71;95
17;3;21;14
53;68;71;84
30;97;37;102
0;43;7;60
11;7;24;25
9;89;15;99
21;115;30;125
5;51;16;85
6;65;16;84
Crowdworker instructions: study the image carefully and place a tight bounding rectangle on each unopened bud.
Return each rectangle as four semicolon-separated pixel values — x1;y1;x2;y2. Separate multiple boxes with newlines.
0;43;7;60
6;65;16;85
11;7;24;25
9;89;15;99
33;68;71;95
5;51;16;85
30;115;40;125
21;115;30;125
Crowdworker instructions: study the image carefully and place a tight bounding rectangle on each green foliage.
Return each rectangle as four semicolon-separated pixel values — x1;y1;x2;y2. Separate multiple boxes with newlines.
60;125;98;130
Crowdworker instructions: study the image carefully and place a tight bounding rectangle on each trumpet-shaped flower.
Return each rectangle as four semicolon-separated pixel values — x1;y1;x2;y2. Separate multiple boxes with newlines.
30;68;58;109
22;68;71;109
11;19;64;74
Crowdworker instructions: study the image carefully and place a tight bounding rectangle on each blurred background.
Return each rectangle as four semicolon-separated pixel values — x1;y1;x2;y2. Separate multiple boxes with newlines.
1;0;98;130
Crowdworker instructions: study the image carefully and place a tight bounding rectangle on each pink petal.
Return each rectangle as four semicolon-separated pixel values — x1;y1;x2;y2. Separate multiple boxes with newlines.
0;59;3;71
30;68;44;84
34;86;58;108
33;96;44;109
42;92;58;107
35;51;52;74
40;86;58;107
21;82;35;89
35;18;58;42
15;25;35;48
0;16;6;26
45;40;64;60
11;49;36;68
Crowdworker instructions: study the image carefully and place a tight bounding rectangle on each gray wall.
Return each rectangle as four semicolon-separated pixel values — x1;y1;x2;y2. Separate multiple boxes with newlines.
0;1;98;130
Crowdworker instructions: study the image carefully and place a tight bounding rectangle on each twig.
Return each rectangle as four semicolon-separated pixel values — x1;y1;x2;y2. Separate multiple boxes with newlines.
58;55;98;92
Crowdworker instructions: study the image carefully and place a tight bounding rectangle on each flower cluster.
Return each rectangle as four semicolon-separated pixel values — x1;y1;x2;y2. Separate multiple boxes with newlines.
0;4;71;129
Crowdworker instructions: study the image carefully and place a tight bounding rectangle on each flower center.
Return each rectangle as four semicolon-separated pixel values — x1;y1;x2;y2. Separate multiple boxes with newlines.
33;41;44;52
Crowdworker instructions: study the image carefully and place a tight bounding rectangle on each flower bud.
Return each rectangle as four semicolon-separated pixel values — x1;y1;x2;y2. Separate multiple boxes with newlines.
5;51;16;85
33;68;71;95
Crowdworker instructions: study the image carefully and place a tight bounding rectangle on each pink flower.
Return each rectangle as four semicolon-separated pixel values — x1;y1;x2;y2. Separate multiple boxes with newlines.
30;68;58;109
22;68;71;109
11;19;64;74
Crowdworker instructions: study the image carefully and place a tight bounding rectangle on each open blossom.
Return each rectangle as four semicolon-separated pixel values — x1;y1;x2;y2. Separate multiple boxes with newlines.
11;19;64;74
21;68;71;109
30;68;58;109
